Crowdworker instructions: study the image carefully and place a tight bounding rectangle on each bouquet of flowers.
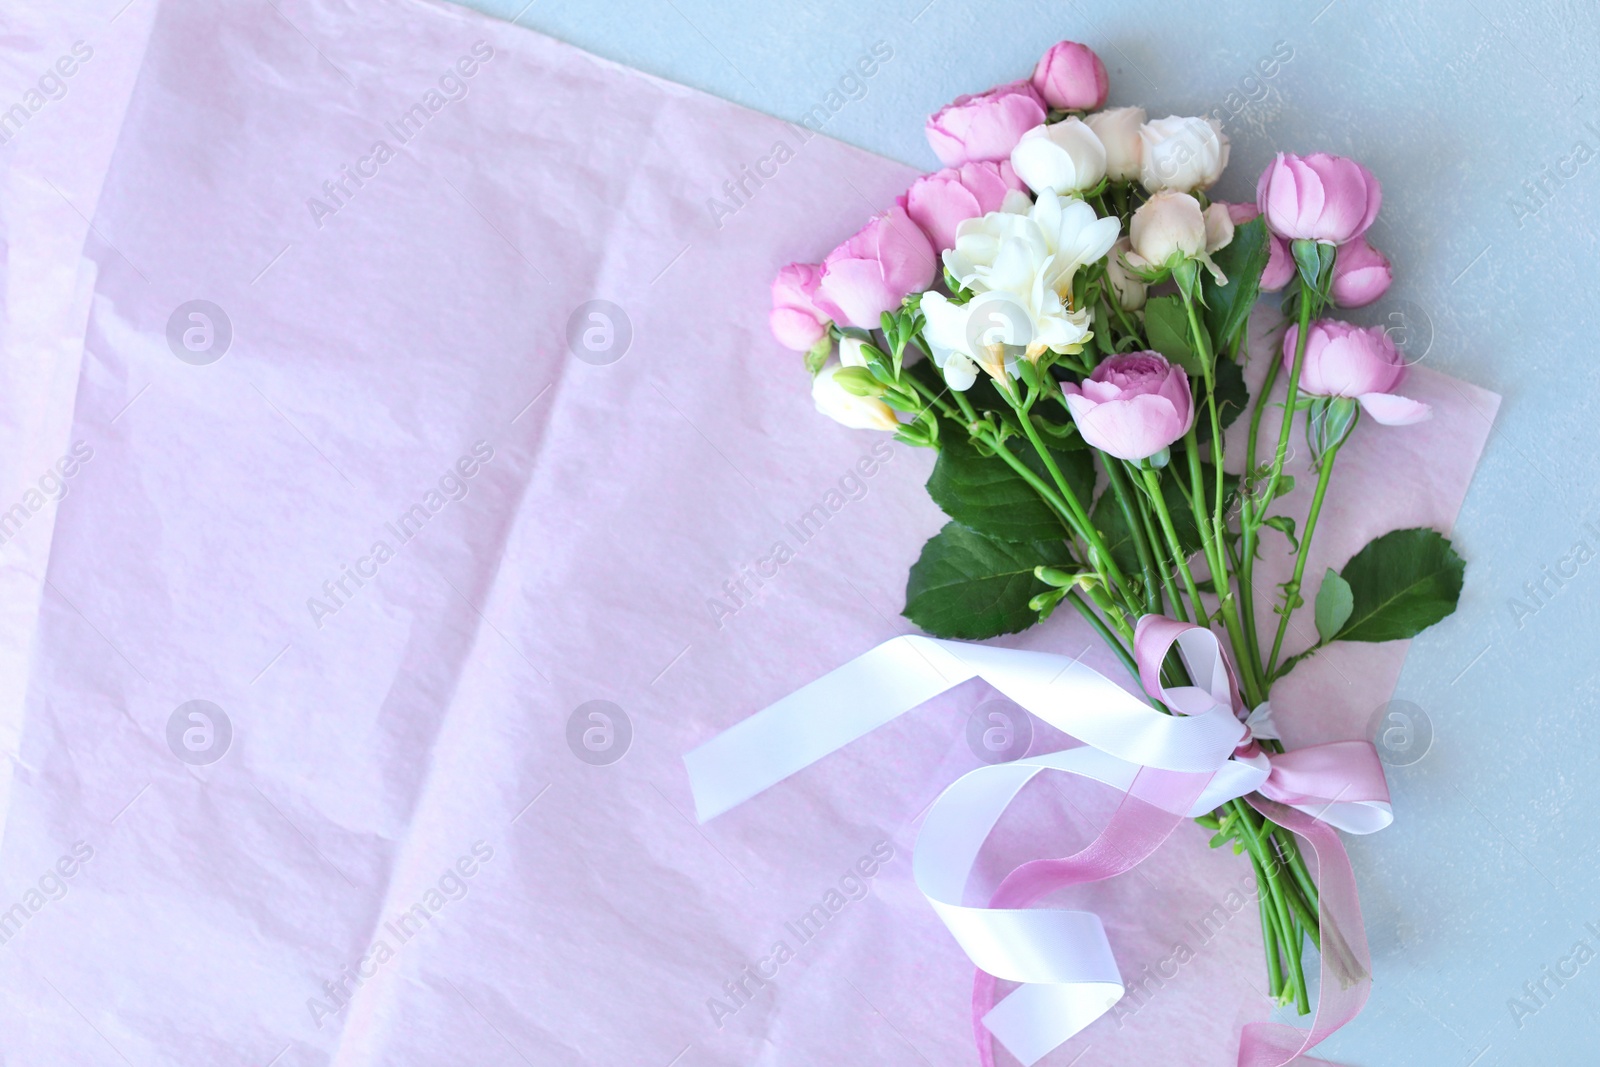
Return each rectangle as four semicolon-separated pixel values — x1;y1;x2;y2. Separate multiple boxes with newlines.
760;37;1464;1059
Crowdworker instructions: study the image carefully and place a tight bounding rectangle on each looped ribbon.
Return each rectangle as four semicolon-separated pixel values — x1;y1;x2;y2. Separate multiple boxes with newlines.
684;618;1392;1066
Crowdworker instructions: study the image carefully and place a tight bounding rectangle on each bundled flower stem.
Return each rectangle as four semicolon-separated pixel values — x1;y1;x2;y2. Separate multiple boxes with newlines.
773;37;1455;1017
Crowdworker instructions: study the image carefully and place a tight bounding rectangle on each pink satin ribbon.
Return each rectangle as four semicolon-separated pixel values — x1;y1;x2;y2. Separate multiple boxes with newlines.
1134;614;1391;817
971;614;1388;1066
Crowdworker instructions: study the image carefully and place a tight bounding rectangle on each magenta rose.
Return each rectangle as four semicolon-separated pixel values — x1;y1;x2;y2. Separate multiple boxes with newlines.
769;262;830;351
925;80;1047;167
1256;152;1382;245
1062;351;1194;461
814;203;937;330
904;161;1026;251
1329;237;1393;307
1283;320;1429;425
1221;201;1293;291
1030;41;1108;111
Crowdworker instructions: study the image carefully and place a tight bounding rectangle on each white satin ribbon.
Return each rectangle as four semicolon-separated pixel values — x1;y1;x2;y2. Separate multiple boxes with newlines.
685;635;1247;822
683;636;1379;1064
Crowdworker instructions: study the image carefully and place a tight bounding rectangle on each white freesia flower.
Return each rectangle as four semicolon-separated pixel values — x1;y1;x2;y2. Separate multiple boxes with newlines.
839;335;870;368
1009;118;1106;196
942;207;1047;296
811;361;899;431
1084;106;1145;182
1028;190;1122;296
923;192;1119;388
1139;115;1229;192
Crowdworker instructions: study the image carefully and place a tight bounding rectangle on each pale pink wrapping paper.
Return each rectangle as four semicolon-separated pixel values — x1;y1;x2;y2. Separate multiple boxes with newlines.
0;2;1497;1065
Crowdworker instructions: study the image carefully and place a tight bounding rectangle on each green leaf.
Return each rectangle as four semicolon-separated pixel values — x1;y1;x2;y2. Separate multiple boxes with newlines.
1335;528;1464;643
1203;217;1270;352
1014;435;1097;508
1263;515;1299;553
1291;238;1337;296
926;428;1069;543
1144;295;1200;374
1291;238;1323;291
1314;568;1354;643
903;522;1074;639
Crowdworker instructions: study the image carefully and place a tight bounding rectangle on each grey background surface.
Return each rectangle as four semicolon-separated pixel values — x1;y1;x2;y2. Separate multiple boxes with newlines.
453;1;1600;1063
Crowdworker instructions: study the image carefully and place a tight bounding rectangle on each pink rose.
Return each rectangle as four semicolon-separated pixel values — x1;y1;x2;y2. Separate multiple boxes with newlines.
1062;351;1194;461
814;203;937;330
904;161;1026;251
1256;152;1382;245
769;262;830;351
1030;41;1108;111
1329;237;1392;307
925;80;1047;167
1283;320;1430;425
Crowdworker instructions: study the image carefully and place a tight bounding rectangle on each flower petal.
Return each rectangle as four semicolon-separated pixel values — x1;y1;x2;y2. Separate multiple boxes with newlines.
1075;395;1184;461
1357;392;1431;425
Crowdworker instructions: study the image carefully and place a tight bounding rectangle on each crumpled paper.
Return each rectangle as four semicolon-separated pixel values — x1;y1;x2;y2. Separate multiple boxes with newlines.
0;1;1497;1064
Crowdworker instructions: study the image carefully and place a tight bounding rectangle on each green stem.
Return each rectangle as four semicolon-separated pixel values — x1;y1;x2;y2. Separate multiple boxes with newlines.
1179;291;1229;552
1179;428;1265;705
1255;863;1285;1000
1276;829;1322;911
1012;393;1132;602
1258;282;1314;523
1239;289;1312;691
1236;334;1277;682
1102;459;1161;615
1177;292;1267;704
1233;799;1308;1011
1267;440;1341;675
1125;462;1187;621
1103;294;1143;350
1140;466;1207;622
1064;590;1144;688
1243;338;1281;502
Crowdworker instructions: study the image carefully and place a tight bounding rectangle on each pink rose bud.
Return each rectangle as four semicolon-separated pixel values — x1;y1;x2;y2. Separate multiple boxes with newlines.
1030;41;1109;111
814;203;938;330
1329;237;1393;307
1284;320;1430;425
1256;152;1382;245
905;161;1026;252
925;80;1047;167
1223;201;1258;226
1261;234;1295;291
769;262;830;351
1061;351;1194;461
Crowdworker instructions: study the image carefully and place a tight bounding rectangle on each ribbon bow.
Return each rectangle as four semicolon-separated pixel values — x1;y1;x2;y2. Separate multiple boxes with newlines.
1133;615;1393;836
684;619;1391;1066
